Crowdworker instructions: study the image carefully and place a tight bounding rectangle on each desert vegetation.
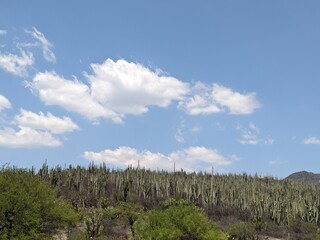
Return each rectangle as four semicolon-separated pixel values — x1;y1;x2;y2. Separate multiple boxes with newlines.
1;163;320;239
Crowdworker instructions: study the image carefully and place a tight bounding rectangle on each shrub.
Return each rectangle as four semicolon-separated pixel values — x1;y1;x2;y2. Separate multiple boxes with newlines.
227;221;256;240
133;201;227;240
0;168;78;239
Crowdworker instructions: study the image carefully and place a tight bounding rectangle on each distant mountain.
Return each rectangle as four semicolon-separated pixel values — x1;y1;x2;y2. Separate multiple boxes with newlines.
286;171;320;185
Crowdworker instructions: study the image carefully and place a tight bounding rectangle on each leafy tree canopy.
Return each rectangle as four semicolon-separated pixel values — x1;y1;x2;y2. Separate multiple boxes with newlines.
0;168;78;239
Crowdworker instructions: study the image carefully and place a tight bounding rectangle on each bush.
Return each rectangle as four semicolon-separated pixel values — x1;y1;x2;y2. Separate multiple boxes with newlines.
227;221;256;240
0;168;78;239
133;201;227;240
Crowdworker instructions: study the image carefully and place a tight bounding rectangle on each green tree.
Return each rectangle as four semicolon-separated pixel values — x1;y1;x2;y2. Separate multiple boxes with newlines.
133;201;227;240
0;168;78;239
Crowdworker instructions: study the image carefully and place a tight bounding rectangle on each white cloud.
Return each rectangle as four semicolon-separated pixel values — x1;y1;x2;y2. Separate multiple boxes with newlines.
178;82;221;115
29;71;123;123
25;27;56;63
29;59;189;123
0;29;6;35
175;120;185;143
212;84;260;114
175;123;202;143
269;158;288;165
175;128;185;143
87;58;189;115
14;109;79;134
170;147;232;170
190;125;201;133
84;146;233;172
237;123;274;145
179;82;260;116
26;57;259;123
0;50;34;76
0;95;11;112
0;109;79;148
303;137;320;145
0;127;61;148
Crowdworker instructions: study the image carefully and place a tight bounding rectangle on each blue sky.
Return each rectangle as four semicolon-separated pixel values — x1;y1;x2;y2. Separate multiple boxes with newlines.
1;1;320;178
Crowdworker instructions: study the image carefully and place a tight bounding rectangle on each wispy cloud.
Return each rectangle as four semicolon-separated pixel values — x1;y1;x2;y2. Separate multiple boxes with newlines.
84;146;234;172
0;27;55;71
237;123;274;145
269;158;288;166
179;82;260;116
0;94;11;112
25;27;56;63
28;59;189;123
87;59;189;115
175;120;186;143
0;50;34;76
190;125;202;134
303;137;320;145
178;82;221;115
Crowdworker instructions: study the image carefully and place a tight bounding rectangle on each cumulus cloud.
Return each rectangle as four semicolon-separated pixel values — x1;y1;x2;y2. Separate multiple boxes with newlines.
303;137;320;145
0;109;79;148
14;109;80;134
29;71;123;123
84;146;233;172
0;95;11;112
212;84;260;114
0;127;61;148
0;50;34;76
29;59;189;123
0;29;6;35
237;123;274;145
179;82;260;115
170;147;232;170
26;57;259;123
87;59;189;115
25;27;56;63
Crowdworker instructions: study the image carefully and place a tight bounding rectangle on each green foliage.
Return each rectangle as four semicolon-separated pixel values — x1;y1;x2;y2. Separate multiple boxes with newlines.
133;202;227;240
40;163;320;229
7;162;320;239
107;201;143;225
134;209;182;240
227;222;256;240
161;197;190;208
0;168;78;239
84;208;106;239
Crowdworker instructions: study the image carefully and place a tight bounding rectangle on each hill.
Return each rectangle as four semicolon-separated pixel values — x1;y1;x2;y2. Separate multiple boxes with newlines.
3;164;320;239
286;171;320;185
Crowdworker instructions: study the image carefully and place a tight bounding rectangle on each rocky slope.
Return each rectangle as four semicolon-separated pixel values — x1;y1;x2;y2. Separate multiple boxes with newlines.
286;171;320;185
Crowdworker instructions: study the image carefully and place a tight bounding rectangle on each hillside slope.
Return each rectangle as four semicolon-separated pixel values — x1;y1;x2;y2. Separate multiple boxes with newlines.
286;171;320;185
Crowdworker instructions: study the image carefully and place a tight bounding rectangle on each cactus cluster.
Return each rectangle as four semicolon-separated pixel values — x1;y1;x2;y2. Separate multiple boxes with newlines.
36;163;320;227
